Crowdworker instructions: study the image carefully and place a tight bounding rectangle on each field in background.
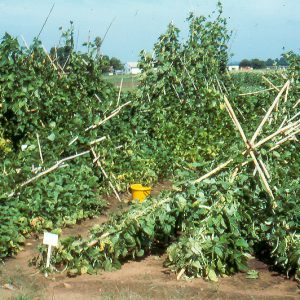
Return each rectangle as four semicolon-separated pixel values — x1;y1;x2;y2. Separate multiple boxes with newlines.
104;70;281;94
103;74;140;92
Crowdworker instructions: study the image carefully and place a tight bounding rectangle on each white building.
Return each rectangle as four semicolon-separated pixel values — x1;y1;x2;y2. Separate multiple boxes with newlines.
228;65;239;71
126;62;141;75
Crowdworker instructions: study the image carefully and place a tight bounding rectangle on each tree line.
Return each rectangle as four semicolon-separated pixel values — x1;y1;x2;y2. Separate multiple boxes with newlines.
239;56;289;69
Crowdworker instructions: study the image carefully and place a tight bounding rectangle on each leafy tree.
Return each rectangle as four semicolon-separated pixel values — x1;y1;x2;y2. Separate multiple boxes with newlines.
251;58;266;69
276;55;289;66
110;57;124;71
239;59;251;68
265;58;274;67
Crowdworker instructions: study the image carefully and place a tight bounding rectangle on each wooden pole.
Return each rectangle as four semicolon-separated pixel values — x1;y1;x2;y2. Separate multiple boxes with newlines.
284;83;290;103
293;99;300;108
42;45;58;71
85;101;131;132
253;120;300;149
196;130;297;185
91;147;121;202
179;57;197;91
36;133;44;164
89;136;107;146
250;81;290;144
116;78;123;107
224;96;274;199
262;76;280;92
270;128;300;151
238;87;277;96
193;159;233;184
8;150;90;198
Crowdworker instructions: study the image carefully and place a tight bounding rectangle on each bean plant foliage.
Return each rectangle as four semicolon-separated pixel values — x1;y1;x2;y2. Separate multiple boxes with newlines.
0;3;299;282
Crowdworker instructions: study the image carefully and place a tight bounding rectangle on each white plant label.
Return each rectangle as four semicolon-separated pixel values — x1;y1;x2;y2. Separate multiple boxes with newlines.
43;232;58;247
43;232;59;274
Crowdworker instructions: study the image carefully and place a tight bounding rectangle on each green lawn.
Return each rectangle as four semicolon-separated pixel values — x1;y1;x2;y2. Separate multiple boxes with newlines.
103;74;140;92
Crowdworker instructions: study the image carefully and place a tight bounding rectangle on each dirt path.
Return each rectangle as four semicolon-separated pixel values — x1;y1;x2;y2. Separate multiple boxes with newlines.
0;181;299;300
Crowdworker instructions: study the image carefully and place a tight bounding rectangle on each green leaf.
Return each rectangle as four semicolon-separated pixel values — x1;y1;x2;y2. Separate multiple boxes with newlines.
246;270;259;279
47;133;56;141
207;269;218;282
214;246;223;258
236;238;248;248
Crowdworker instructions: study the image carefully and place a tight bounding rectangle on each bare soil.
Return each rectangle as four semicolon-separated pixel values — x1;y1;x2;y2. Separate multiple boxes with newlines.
0;181;299;300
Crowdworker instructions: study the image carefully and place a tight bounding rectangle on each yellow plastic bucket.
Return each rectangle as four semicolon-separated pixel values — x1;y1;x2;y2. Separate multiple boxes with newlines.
130;184;152;202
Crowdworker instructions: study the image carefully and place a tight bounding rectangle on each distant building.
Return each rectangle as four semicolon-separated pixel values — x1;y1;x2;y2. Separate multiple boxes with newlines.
126;62;141;75
114;70;125;75
228;65;239;71
239;66;253;71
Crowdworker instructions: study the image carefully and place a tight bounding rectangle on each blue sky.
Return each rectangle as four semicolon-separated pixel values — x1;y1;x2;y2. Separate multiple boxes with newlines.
0;0;299;63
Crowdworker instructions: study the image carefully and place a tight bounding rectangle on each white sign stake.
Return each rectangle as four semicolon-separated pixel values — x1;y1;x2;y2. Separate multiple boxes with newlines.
43;232;58;277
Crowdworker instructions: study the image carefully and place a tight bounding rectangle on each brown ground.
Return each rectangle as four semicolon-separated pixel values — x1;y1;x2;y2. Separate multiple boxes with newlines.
0;181;299;300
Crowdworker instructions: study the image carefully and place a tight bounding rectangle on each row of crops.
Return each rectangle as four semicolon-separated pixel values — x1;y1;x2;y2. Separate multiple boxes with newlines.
1;4;299;281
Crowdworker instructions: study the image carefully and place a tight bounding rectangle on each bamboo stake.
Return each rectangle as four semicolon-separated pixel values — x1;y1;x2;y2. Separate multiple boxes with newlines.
278;116;287;130
8;150;90;198
249;151;274;199
275;81;290;111
94;94;102;103
36;133;44;164
215;76;224;93
87;232;111;248
68;137;78;146
258;159;270;179
62;54;71;70
85;101;131;132
91;147;121;202
89;136;107;146
20;151;89;187
193;159;233;184
220;79;229;95
285;123;300;136
224;96;274;199
253;120;300;149
177;268;185;280
262;76;280;92
293;99;300;108
207;120;299;185
253;167;257;177
236;106;246;121
42;45;58;71
238;87;276;96
284;83;290;103
250;81;290;144
21;35;29;49
116;78;123;107
54;46;59;64
179;79;185;92
179;57;197;91
69;135;106;149
200;129;297;185
87;197;172;248
36;3;55;40
40;120;46;128
286;112;300;124
172;84;182;103
229;167;239;183
270;128;300;151
224;96;248;144
44;47;65;74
